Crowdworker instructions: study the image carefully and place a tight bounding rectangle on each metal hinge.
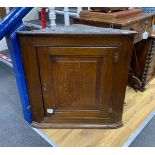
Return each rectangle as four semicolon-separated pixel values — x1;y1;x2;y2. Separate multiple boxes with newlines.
113;52;120;63
109;24;114;28
109;106;113;114
42;82;48;91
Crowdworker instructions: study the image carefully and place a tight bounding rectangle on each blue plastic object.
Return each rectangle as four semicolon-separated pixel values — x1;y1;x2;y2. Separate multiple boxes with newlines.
6;22;32;123
0;7;33;123
0;7;32;40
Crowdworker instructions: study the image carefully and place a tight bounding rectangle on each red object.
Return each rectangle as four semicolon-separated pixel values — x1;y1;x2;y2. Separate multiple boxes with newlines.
0;53;12;62
41;7;46;29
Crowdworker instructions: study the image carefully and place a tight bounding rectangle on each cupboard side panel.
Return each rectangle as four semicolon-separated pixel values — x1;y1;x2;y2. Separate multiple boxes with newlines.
19;37;44;122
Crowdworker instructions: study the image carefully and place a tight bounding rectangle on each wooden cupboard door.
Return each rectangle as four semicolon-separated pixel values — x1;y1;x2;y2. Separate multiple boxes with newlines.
37;47;118;119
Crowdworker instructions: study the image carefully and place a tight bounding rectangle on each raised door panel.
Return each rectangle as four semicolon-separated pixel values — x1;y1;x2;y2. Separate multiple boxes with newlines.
37;47;118;120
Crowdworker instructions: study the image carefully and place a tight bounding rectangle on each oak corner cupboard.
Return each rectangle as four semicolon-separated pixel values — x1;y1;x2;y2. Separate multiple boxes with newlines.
17;24;136;129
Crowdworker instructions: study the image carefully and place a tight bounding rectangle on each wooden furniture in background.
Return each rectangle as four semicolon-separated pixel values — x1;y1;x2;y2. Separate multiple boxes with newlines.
0;7;6;19
80;9;142;22
152;31;155;76
74;12;154;43
90;7;128;12
17;24;135;129
0;7;13;19
129;37;155;90
74;12;155;91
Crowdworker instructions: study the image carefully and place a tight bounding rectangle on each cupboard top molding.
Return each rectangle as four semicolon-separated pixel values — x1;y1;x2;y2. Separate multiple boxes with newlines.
17;24;137;36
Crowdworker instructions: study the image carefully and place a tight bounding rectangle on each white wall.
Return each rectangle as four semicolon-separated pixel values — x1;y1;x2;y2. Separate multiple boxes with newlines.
0;38;8;52
23;7;39;21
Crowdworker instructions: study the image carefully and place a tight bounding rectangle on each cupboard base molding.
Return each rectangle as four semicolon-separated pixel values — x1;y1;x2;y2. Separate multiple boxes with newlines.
31;121;123;129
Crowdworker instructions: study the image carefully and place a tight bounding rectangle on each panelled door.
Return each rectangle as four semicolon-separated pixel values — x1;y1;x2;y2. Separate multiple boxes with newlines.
37;46;119;120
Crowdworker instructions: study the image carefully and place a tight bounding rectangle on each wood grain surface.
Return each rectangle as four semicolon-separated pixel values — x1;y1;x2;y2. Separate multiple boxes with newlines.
18;31;134;129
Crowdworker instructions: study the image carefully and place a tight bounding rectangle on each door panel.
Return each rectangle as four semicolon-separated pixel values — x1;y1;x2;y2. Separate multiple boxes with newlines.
52;56;102;110
37;47;118;119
